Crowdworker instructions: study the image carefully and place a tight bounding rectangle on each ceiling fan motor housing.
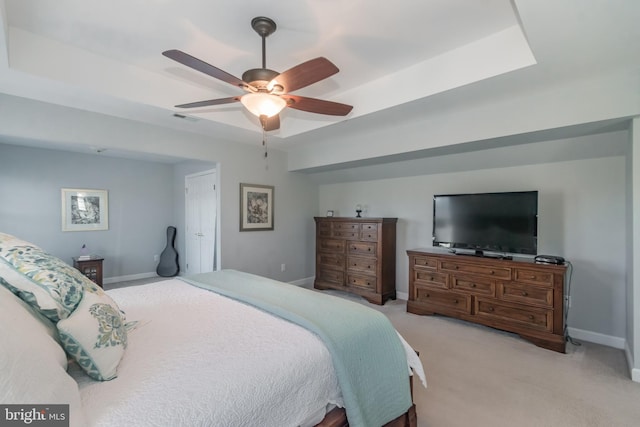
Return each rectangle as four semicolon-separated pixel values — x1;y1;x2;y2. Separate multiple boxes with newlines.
242;68;280;91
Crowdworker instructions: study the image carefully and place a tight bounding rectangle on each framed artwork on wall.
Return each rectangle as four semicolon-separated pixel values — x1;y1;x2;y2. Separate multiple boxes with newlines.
61;188;109;232
240;183;274;231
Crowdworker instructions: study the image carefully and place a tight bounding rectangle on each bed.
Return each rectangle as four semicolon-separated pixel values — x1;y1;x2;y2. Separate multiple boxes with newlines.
0;232;425;427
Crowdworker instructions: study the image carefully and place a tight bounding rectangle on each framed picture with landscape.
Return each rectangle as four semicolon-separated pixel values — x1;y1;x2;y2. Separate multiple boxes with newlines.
240;183;274;231
61;188;109;232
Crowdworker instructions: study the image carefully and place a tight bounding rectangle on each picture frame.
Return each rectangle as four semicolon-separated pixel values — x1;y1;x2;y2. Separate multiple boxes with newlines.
240;183;274;231
61;188;109;232
326;210;334;217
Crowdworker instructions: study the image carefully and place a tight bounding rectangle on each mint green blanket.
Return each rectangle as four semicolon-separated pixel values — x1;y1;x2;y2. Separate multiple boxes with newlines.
180;270;412;427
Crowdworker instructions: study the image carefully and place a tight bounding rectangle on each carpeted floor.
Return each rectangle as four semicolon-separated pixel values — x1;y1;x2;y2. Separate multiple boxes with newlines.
348;293;640;427
107;278;640;427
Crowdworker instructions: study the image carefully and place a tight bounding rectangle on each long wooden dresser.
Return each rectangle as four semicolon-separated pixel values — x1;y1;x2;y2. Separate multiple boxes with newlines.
314;217;397;305
407;248;567;352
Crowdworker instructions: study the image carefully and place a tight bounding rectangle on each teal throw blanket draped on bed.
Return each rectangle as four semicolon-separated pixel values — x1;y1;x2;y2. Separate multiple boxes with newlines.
180;270;412;427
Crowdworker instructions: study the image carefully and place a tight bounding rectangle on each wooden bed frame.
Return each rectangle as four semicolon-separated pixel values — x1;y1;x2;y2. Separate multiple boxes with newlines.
316;404;417;427
315;375;417;427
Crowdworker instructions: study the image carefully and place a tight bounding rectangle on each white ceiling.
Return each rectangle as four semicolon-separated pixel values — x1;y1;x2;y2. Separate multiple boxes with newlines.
0;0;639;158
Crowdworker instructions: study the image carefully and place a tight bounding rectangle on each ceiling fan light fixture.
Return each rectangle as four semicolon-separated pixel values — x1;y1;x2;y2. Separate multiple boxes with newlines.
240;93;286;118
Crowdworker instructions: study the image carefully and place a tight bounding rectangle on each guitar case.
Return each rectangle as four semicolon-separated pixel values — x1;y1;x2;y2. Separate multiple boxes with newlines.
157;226;179;277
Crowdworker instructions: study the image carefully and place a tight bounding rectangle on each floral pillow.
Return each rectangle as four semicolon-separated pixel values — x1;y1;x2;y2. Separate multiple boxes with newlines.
0;232;84;321
57;283;129;381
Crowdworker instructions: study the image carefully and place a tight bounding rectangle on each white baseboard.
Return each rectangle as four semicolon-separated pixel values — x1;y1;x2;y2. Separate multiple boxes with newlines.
397;291;408;301
625;341;640;383
290;276;315;288
104;272;158;285
567;327;625;349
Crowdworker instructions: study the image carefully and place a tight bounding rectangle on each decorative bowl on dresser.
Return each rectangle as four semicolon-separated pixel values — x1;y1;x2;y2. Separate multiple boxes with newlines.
314;217;397;305
407;248;567;352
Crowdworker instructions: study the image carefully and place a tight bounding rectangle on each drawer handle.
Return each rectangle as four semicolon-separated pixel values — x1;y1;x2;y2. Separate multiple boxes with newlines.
367;265;372;269
426;293;430;298
429;276;434;281
471;283;476;288
368;248;371;251
490;270;495;275
529;315;534;320
522;291;528;296
453;299;459;304
455;266;459;270
488;306;494;312
367;282;371;286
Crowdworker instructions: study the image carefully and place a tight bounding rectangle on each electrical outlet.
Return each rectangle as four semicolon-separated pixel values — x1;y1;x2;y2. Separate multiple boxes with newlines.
281;263;286;272
154;254;159;262
565;295;571;308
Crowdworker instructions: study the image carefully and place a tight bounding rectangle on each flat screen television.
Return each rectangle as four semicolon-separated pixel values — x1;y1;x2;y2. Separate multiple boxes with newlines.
432;191;538;256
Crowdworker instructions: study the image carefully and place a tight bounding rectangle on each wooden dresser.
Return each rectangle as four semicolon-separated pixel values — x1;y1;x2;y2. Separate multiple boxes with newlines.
314;217;397;305
407;248;567;352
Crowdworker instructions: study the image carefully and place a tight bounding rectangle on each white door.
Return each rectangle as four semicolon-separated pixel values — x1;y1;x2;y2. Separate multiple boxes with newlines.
185;171;217;274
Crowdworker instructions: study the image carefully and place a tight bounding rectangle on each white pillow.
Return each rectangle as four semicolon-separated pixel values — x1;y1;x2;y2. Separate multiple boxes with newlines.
0;285;86;427
57;286;129;381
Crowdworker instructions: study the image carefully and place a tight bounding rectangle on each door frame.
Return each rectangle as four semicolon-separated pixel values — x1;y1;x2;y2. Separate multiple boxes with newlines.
185;168;221;273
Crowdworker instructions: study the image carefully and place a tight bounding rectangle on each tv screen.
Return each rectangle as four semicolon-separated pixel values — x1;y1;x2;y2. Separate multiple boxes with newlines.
432;191;538;255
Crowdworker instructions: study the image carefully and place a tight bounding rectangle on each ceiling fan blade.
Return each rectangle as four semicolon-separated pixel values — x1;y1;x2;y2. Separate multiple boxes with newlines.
281;95;353;116
175;96;241;109
163;49;250;90
261;114;280;131
270;57;339;93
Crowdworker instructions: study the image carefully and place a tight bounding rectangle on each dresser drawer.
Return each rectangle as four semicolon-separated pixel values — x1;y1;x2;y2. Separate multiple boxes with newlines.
331;229;358;239
451;274;495;297
513;268;554;286
318;239;345;253
499;282;553;308
414;270;448;289
441;260;510;279
347;256;377;274
333;222;359;231
317;268;344;286
359;223;379;241
318;228;332;237
476;298;552;332
414;285;471;314
317;253;345;270
348;241;377;257
412;256;438;270
347;274;377;291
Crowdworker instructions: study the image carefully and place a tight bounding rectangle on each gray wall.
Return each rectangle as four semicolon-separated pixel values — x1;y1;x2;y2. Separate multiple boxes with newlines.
315;135;627;343
0;140;319;284
0;143;174;278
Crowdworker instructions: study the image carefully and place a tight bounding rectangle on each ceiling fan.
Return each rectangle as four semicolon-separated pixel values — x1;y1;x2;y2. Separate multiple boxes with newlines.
162;16;353;131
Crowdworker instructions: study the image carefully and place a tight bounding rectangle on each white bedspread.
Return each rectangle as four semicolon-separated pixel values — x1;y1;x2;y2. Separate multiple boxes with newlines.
70;279;343;427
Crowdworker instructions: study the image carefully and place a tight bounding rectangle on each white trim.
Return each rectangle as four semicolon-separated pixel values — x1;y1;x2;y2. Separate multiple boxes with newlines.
625;341;640;383
397;291;409;301
290;276;315;288
567;327;625;349
104;272;158;285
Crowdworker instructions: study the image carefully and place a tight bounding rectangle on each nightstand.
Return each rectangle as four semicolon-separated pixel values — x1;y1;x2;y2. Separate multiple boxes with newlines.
73;256;104;288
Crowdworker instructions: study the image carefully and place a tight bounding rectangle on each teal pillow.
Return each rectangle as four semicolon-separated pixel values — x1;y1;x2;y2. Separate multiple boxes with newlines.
0;232;85;321
57;283;129;381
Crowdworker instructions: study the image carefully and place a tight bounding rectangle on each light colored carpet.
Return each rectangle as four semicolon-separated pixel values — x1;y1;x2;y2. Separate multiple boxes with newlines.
108;278;640;426
332;291;640;427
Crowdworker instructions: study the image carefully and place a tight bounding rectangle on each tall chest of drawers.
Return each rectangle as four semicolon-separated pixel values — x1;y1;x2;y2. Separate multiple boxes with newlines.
407;248;567;352
314;217;397;305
